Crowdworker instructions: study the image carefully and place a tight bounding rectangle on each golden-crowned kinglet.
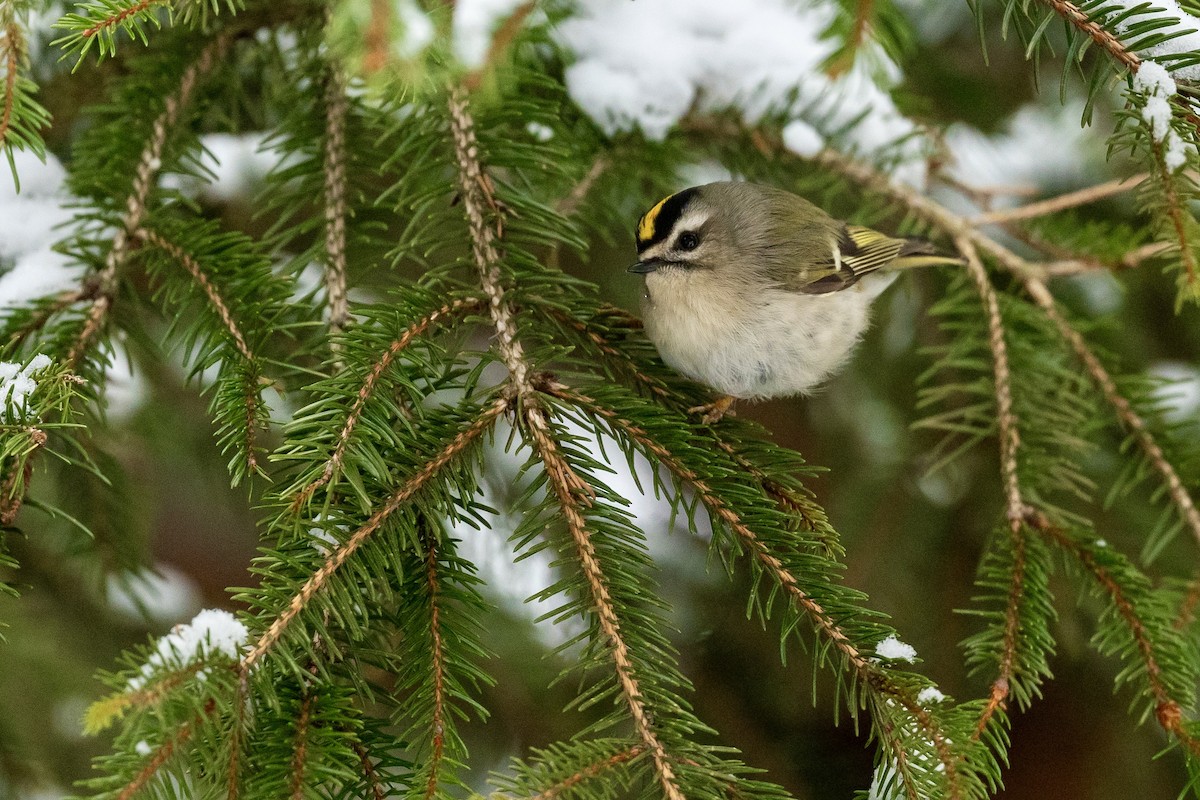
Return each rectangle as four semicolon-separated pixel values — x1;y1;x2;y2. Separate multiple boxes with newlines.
629;181;961;421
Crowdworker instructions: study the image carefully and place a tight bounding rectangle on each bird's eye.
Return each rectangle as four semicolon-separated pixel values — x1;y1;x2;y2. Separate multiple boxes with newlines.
677;231;700;251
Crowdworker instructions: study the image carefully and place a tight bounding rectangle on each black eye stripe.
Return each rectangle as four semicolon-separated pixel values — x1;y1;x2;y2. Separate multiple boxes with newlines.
636;188;699;253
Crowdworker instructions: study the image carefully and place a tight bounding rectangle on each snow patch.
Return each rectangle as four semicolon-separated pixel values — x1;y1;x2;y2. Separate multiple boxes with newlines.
874;634;918;662
127;609;248;690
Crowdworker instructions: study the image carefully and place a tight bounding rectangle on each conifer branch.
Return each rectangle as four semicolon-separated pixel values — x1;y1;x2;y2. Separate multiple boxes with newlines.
541;381;962;792
448;86;538;405
1022;278;1200;550
67;31;232;367
525;744;645;800
1029;511;1199;753
289;692;314;800
243;395;509;670
352;739;387;800
4;288;90;351
1151;150;1199;289
540;306;670;399
134;228;254;361
972;527;1028;738
422;535;448;800
0;21;21;150
115;700;212;800
289;296;484;510
1038;0;1141;72
322;62;350;341
970;174;1147;225
80;0;167;42
83;663;203;734
524;416;684;800
957;236;1024;527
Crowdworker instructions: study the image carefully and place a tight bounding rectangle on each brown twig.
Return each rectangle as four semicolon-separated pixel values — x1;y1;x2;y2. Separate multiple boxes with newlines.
526;745;645;800
1039;0;1141;72
970;174;1147;225
67;32;232;367
322;62;351;344
422;535;447;800
242;395;508;670
289;296;482;511
1173;573;1200;630
1152;148;1199;288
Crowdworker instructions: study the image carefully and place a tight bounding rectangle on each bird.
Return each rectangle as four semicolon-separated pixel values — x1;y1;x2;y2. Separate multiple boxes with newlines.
628;181;961;422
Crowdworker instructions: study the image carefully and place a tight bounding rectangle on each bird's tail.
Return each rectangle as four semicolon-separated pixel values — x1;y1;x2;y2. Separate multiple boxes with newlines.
894;238;965;270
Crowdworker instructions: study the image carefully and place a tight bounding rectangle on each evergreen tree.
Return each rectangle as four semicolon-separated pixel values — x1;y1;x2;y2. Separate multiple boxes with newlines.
1;1;1200;798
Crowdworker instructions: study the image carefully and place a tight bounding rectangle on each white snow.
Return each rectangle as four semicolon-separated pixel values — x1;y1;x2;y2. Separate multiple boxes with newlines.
526;121;554;142
127;608;248;690
917;686;946;704
1128;60;1194;172
875;634;918;662
782;119;825;158
396;0;436;58
0;353;53;421
163;132;277;202
106;563;203;625
553;0;924;181
0;149;84;313
134;740;153;756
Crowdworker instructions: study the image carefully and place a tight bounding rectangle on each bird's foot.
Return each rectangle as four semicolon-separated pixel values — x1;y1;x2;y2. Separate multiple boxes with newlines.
688;395;736;424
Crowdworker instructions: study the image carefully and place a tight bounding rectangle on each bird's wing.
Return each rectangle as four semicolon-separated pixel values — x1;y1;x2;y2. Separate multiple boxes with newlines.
793;225;906;295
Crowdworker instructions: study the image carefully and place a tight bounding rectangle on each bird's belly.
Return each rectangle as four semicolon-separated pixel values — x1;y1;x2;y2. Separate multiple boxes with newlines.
645;288;871;399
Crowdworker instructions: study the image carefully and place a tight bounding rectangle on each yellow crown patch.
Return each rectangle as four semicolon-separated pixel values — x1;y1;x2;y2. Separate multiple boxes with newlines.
637;194;672;243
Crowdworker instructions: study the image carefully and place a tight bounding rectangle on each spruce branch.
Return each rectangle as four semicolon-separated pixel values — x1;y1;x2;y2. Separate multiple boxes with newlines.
113;700;211;800
288;691;314;800
541;381;962;795
133;228;254;362
242;394;509;671
1028;510;1200;752
1037;0;1140;72
352;738;388;800
524;745;646;800
1023;278;1200;550
957;235;1024;529
524;414;683;800
421;535;448;800
67;31;232;368
322;60;351;343
556;154;611;217
448;86;537;405
289;295;484;510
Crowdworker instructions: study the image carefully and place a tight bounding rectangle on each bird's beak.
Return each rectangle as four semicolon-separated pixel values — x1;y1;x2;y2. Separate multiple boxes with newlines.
628;259;660;274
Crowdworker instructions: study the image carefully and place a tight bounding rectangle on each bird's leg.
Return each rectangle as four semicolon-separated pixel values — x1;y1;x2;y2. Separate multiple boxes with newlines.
688;395;736;424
